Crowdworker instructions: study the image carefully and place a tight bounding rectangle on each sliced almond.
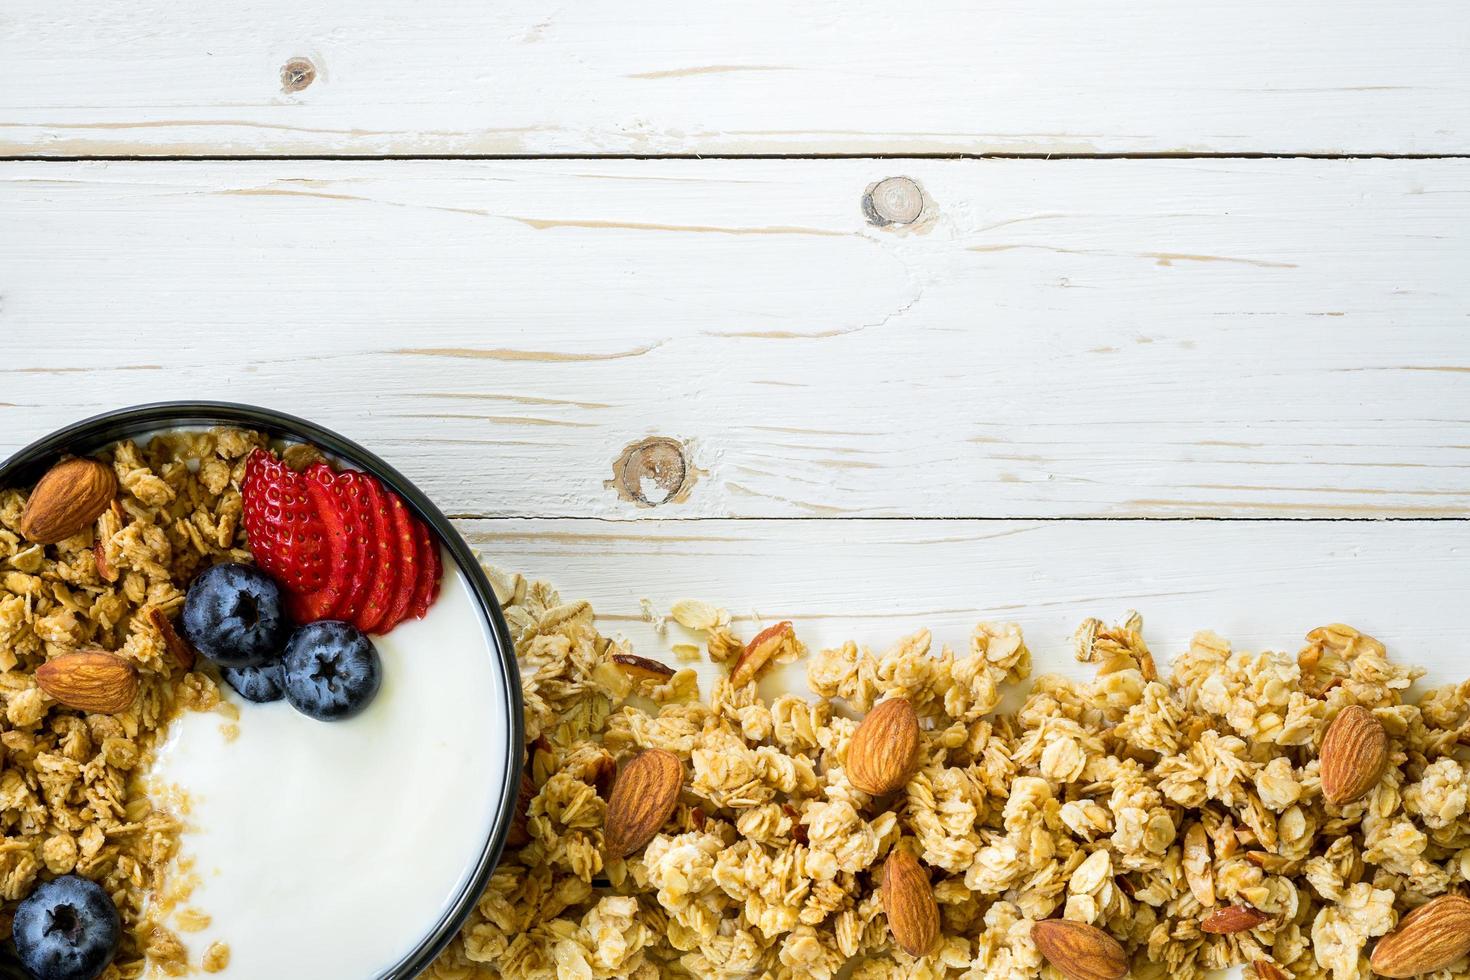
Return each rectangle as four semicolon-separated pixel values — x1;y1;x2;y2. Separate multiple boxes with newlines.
1252;961;1289;980
147;608;197;671
611;653;676;684
847;697;921;796
1369;894;1470;978
36;651;139;714
1183;822;1215;907
604;748;683;859
19;457;118;545
730;620;793;687
1031;919;1128;980
1200;904;1270;934
881;848;939;958
1319;704;1388;805
94;543;116;584
94;500;124;583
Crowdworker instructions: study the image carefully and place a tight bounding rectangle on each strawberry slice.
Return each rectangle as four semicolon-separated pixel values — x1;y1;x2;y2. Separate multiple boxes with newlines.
354;476;399;634
332;471;379;625
378;492;420;632
241;449;328;594
299;463;357;620
407;519;442;622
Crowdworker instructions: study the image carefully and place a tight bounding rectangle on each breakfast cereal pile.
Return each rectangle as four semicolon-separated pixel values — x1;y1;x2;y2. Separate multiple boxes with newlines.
430;573;1470;980
0;431;258;977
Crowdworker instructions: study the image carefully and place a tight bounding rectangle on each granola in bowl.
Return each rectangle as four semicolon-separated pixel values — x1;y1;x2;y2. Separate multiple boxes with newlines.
0;429;259;977
0;417;517;980
437;576;1470;980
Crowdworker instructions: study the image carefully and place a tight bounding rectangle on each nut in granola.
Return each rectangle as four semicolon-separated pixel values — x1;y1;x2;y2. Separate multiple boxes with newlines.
846;697;920;795
603;748;682;859
730;620;794;687
1031;919;1128;980
19;456;118;544
35;650;140;714
880;847;939;958
1200;904;1270;934
1368;894;1470;977
1320;704;1388;805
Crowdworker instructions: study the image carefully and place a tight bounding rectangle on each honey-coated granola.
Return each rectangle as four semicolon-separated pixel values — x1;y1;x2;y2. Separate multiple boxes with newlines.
0;430;262;977
431;576;1470;980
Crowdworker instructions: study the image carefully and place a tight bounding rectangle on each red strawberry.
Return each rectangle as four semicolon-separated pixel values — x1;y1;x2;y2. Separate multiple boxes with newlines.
331;471;379;624
299;463;358;619
378;492;420;632
241;449;329;593
407;519;442;622
354;476;399;634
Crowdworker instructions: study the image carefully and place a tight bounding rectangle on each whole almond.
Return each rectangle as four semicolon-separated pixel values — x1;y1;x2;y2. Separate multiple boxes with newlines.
1369;894;1470;977
847;697;920;795
1200;904;1270;934
19;458;118;545
1319;704;1388;805
881;848;939;957
1031;920;1128;980
604;748;682;859
36;651;139;714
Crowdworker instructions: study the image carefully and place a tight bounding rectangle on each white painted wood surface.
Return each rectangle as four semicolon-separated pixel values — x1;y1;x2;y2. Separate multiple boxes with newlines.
3;0;1469;157
467;518;1470;693
3;159;1467;518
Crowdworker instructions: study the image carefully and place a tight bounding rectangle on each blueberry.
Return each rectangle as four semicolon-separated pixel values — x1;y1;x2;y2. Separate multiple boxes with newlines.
220;660;286;703
13;875;120;980
181;563;287;668
282;621;382;721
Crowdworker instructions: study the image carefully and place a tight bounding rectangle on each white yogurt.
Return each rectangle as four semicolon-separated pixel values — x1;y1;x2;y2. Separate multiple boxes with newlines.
149;554;510;977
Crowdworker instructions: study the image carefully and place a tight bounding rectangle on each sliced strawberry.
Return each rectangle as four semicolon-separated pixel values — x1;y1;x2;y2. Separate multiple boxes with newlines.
302;463;357;619
354;476;399;634
407;519;442;622
332;471;379;625
241;449;328;593
287;584;338;625
378;492;420;632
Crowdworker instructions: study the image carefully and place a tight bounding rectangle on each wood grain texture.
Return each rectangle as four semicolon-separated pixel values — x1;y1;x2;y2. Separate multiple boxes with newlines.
463;518;1470;693
2;0;1468;157
1;158;1467;518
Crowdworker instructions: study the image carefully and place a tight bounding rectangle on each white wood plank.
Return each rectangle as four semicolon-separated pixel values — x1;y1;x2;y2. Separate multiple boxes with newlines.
1;158;1467;518
2;0;1468;156
461;518;1470;693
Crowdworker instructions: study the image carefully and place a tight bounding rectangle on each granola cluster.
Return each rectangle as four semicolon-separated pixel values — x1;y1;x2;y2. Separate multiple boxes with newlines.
0;430;261;977
432;578;1470;980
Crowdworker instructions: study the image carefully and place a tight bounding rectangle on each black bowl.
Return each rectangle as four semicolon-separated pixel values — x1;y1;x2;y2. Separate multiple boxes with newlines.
0;401;523;980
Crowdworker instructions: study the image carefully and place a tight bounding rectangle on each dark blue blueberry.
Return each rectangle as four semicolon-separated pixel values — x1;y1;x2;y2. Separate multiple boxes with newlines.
13;874;120;980
181;563;287;668
282;621;381;721
220;659;286;703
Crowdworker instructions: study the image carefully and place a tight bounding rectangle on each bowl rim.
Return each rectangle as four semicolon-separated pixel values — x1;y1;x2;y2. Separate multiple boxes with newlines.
0;401;523;980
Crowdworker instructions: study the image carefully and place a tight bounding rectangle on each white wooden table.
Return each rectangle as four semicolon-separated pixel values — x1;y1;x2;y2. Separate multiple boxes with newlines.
4;2;1469;689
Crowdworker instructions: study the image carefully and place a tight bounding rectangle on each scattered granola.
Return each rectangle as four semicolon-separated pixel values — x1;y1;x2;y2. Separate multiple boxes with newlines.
435;576;1470;980
0;429;261;977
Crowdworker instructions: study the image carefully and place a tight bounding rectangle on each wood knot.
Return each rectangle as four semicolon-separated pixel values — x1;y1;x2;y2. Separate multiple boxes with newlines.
609;437;694;507
863;176;926;227
281;58;317;93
